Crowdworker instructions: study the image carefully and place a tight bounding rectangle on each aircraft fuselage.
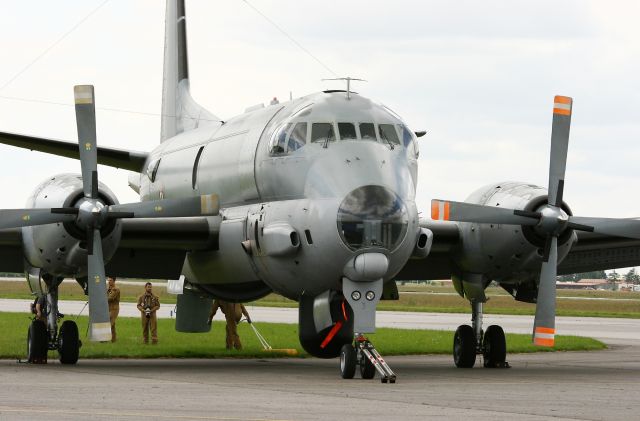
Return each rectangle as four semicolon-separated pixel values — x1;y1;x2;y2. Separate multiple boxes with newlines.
139;91;421;299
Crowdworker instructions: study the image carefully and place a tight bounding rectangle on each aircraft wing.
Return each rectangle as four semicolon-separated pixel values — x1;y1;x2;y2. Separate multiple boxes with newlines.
557;232;640;274
395;220;459;280
0;217;217;278
0;228;25;273
0;131;148;172
396;220;640;280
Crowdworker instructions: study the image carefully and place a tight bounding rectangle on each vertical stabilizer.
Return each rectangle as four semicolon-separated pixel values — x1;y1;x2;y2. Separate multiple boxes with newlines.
161;0;220;142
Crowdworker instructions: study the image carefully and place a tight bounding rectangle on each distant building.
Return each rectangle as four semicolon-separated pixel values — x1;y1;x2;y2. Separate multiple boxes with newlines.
556;279;617;290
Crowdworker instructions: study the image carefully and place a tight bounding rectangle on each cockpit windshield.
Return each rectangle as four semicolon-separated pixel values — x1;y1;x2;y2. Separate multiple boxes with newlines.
268;120;419;156
311;123;335;144
266;96;418;157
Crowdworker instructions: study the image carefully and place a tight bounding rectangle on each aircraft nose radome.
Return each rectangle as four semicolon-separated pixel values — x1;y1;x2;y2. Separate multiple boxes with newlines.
336;185;409;252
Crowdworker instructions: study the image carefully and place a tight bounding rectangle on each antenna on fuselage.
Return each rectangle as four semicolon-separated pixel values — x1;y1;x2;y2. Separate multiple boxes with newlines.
322;77;366;100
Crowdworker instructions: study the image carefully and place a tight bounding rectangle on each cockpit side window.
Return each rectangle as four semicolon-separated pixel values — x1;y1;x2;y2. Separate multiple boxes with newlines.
311;123;335;144
359;123;377;141
269;123;292;155
338;123;357;141
398;124;419;157
288;122;307;152
378;124;401;145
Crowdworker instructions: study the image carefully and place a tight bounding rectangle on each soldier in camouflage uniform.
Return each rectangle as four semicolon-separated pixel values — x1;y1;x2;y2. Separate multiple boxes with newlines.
107;276;120;342
208;300;251;350
136;282;160;344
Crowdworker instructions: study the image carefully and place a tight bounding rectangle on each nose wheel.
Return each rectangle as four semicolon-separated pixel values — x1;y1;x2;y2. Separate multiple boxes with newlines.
339;336;396;383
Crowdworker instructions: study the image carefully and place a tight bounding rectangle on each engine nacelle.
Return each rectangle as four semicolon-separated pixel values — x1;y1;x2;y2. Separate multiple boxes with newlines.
21;174;122;277
453;182;577;284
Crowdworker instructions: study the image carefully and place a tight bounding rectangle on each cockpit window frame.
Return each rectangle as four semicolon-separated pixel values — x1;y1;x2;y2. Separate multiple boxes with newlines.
287;121;309;153
268;122;293;156
358;122;378;142
310;122;337;145
337;122;358;141
397;123;419;158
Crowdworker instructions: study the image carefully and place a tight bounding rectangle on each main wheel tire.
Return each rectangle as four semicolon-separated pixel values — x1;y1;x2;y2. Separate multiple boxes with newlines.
27;320;48;363
340;344;356;379
360;355;376;379
58;320;80;364
453;325;476;368
483;325;506;368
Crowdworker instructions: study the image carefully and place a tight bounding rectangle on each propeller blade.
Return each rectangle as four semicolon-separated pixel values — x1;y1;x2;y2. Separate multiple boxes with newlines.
0;209;75;230
431;199;539;226
86;228;111;342
74;85;99;199
548;96;572;207
108;194;219;219
533;235;558;347
568;216;640;239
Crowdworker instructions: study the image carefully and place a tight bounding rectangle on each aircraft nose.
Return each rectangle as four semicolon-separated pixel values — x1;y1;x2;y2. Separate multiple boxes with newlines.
336;185;409;251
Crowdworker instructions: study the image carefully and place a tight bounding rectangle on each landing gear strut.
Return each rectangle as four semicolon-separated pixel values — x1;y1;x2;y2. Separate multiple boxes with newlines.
453;301;508;368
340;335;396;383
340;273;396;383
27;275;81;364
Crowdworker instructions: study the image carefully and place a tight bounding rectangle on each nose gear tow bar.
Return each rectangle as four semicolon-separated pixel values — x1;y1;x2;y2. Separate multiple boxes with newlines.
356;335;396;383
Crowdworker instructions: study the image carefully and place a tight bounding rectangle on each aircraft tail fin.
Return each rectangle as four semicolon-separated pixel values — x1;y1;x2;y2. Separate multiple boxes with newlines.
161;0;220;142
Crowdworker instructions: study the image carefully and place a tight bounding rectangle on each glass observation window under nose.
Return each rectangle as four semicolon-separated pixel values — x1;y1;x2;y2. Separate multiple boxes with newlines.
337;185;409;251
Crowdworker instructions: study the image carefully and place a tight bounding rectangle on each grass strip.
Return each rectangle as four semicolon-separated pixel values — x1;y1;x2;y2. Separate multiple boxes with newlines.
0;312;605;360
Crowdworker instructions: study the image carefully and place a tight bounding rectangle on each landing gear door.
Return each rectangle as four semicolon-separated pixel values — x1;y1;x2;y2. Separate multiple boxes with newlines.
26;267;44;296
247;207;266;257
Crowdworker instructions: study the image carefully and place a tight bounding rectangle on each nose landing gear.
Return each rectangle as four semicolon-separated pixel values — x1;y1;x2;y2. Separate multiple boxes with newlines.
340;335;397;383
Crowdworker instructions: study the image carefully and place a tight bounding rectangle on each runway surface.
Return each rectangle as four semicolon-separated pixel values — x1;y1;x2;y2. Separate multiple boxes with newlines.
1;298;639;420
1;345;639;421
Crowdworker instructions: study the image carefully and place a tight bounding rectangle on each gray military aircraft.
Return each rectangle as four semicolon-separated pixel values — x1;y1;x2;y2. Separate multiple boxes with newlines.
1;0;640;381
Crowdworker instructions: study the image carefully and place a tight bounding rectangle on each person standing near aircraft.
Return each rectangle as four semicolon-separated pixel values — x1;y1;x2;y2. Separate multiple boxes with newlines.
207;300;251;350
107;277;120;342
136;282;160;344
33;294;47;323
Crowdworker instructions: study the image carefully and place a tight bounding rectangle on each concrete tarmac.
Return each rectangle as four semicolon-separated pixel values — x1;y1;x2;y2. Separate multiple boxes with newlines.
1;345;639;421
1;298;639;420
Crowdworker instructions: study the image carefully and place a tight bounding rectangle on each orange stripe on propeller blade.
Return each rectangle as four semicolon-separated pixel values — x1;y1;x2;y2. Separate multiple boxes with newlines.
535;327;555;335
431;201;440;220
534;337;555;347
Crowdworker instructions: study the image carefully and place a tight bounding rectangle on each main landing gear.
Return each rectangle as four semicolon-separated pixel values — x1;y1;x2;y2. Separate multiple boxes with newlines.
27;277;81;364
340;335;396;383
27;319;81;364
453;301;508;369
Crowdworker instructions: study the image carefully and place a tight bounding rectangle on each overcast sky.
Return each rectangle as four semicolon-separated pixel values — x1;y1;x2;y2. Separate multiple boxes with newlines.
0;0;639;223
